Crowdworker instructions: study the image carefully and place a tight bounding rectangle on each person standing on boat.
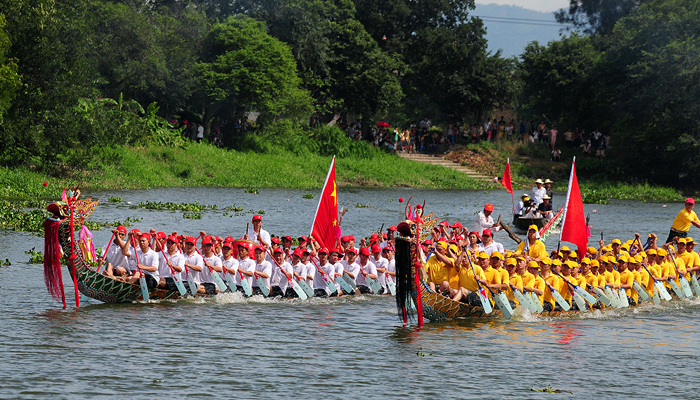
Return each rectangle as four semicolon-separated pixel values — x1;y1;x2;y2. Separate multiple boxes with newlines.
531;179;546;208
536;195;553;219
544;179;554;206
515;225;548;260
472;204;501;236
514;194;528;217
245;214;271;249
479;229;504;256
665;198;700;244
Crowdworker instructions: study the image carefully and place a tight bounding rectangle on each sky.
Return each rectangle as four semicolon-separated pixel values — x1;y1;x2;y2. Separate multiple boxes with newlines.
475;0;570;13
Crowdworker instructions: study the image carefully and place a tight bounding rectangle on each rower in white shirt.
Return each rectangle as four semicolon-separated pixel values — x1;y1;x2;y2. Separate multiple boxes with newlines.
382;246;396;286
531;178;547;207
341;248;360;292
269;248;294;297
471;204;501;236
299;248;316;290
329;248;346;296
220;239;239;292
290;248;309;298
199;236;225;294
312;248;336;297
356;247;378;294
103;226;130;278
371;244;388;294
245;214;271;248
181;236;203;293
477;229;504;256
157;235;185;291
125;231;159;289
236;242;256;294
251;246;272;295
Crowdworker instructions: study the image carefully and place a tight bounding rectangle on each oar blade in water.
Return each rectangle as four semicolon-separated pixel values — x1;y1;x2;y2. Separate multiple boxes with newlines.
605;286;619;307
254;276;269;297
594;288;612;307
633;281;652;302
690;274;700;297
335;275;354;294
514;289;535;313
573;292;587;311
139;276;149;301
478;289;493;314
551;289;570;311
529;292;544;312
668;279;684;299
366;275;382;294
224;273;237;293
680;277;693;298
652;286;661;304
297;278;314;298
322;275;338;294
173;274;187;297
240;277;253;297
618;288;629;307
343;272;357;289
575;286;598;305
495;291;514;319
211;271;229;294
386;276;397;296
186;272;198;296
656;282;672;301
290;279;308;300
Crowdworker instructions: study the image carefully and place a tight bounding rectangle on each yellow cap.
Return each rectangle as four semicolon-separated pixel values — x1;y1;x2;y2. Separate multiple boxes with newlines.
617;254;628;263
581;258;591;264
504;251;513;258
516;256;526;262
647;248;657;255
449;244;459;253
490;251;503;260
541;257;552;265
638;251;646;258
478;251;489;259
587;246;597;254
657;248;667;257
612;239;621;245
437;241;448;249
605;245;612;251
668;245;675;252
506;258;517;266
570;251;578;259
553;259;563;267
528;224;538;231
590;259;600;267
528;261;540;269
621;244;630;251
561;246;570;252
631;255;641;264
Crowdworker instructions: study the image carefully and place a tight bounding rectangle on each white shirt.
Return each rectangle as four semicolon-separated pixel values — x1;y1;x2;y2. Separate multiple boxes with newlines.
245;227;271;247
372;255;389;289
221;256;239;283
313;261;336;292
342;260;360;284
237;258;256;287
130;247;159;280
531;186;547;207
271;261;293;291
159;251;184;279
252;260;272;289
103;243;129;270
196;125;204;139
479;241;505;256
201;254;223;284
515;200;525;216
333;261;345;277
183;252;204;285
471;211;496;235
303;262;315;286
356;260;377;287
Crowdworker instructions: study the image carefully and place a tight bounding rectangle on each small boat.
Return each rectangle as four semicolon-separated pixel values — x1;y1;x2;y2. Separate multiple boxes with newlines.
513;215;547;231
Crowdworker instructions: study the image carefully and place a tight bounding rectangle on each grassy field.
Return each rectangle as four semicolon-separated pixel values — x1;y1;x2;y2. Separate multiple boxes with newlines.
0;142;491;199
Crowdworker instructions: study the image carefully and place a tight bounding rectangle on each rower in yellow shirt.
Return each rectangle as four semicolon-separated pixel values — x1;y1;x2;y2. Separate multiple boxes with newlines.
644;249;661;297
556;260;574;304
684;238;700;276
453;248;488;305
505;258;524;308
515;225;548;260
666;245;687;288
482;252;502;300
665;198;700;244
427;241;455;293
491;251;510;291
539;258;562;311
677;238;695;279
618;256;636;305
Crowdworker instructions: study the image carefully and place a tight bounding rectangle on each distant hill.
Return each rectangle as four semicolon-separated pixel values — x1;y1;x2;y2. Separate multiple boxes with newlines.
473;3;565;58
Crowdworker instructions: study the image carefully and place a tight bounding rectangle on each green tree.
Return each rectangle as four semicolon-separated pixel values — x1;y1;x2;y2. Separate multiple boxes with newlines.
199;15;313;125
0;13;20;124
555;0;650;35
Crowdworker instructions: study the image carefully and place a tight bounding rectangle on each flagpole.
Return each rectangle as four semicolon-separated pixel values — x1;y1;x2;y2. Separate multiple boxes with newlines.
559;156;576;248
309;155;336;242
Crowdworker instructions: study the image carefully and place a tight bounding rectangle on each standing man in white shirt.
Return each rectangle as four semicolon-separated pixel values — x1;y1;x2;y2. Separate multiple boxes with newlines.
531;178;546;208
245;214;271;249
471;204;501;236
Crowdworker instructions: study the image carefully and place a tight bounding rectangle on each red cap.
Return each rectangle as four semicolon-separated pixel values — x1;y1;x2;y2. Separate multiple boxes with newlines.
484;204;494;212
382;233;387;240
131;229;142;236
318;247;329;255
423;239;433;246
482;229;493;237
450;222;463;229
347;235;355;242
382;246;392;252
687;198;695;205
292;248;304;257
222;241;234;249
449;240;458;245
301;247;310;255
214;236;222;242
117;226;127;234
370;234;379;240
185;236;196;245
330;248;343;256
167;235;178;242
371;244;381;253
273;247;284;254
283;235;293;242
388;226;397;231
341;236;350;243
254;246;264;252
140;232;151;239
346;247;358;255
252;214;262;221
359;247;371;256
455;235;464;240
156;231;166;240
271;237;281;244
225;236;235;243
299;236;308;243
202;236;214;245
440;220;449;227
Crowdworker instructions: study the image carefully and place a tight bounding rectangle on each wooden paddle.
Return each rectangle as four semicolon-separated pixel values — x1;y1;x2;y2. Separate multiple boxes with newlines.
96;231;116;274
130;237;150;301
160;248;187;297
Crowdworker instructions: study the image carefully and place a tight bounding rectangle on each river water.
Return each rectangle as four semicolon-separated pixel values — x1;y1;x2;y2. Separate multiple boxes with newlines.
1;187;698;399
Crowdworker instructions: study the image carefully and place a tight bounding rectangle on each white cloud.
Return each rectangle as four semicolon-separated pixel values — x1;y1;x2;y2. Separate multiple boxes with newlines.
475;0;570;13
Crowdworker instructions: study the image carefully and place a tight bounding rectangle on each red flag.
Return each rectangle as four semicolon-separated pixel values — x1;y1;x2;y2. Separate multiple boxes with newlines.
501;158;513;194
560;157;587;252
310;156;340;250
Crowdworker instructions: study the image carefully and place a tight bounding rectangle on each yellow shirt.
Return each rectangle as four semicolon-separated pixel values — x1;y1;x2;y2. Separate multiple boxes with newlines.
515;240;548;260
483;266;502;286
669;257;686;286
543;274;561;307
558;275;573;300
583;272;598;288
671;208;700;232
533;275;546;305
427;255;454;285
611;270;621;287
520;271;535;288
506;274;524;303
644;264;660;295
498;268;509;289
602;270;615;287
458;264;486;292
619;269;636;302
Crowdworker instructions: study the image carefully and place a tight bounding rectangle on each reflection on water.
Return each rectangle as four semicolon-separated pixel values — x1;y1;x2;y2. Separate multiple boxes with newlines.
0;187;698;398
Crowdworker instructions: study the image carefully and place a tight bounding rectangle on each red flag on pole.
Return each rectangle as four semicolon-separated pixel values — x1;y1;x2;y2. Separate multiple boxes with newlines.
560;157;587;252
501;158;513;194
310;156;340;250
